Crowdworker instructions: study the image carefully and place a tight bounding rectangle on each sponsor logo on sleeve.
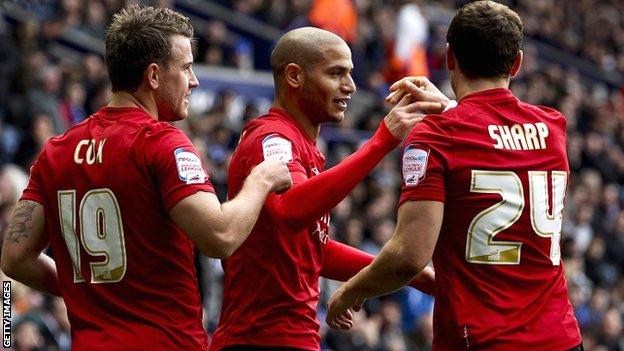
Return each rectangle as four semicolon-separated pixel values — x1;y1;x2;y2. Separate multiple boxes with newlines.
262;134;293;163
174;147;207;184
402;146;429;186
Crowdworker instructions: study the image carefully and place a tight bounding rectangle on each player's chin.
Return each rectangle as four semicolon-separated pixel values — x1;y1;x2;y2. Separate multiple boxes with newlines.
175;106;189;120
328;111;345;123
160;110;186;122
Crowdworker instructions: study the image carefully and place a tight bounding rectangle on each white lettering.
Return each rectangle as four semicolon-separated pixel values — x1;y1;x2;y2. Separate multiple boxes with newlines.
74;139;106;165
511;124;528;150
498;126;516;150
74;140;89;164
488;123;550;151
97;139;105;164
523;123;538;150
488;125;503;149
536;122;549;149
85;140;96;165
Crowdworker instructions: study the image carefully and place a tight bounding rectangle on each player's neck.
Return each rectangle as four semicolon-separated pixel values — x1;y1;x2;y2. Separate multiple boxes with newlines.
108;91;158;120
274;100;320;140
453;76;510;101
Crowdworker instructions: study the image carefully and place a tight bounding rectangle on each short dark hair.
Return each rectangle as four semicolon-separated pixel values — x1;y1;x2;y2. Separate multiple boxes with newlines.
447;0;523;78
105;5;194;92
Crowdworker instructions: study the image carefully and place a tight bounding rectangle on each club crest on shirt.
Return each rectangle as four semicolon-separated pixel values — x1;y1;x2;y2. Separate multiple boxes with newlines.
402;146;429;186
262;134;293;163
313;213;331;244
174;147;207;184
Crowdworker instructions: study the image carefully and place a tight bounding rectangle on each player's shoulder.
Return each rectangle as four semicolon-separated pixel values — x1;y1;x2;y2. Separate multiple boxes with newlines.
55;114;92;137
137;123;194;160
142;119;187;139
520;101;567;124
412;108;458;135
240;110;302;144
442;99;485;122
91;108;189;149
245;114;298;135
43;116;94;152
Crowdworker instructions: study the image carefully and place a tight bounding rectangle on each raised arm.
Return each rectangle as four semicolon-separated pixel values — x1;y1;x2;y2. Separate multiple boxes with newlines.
170;159;291;259
325;200;443;330
386;76;453;113
1;200;61;296
267;96;429;232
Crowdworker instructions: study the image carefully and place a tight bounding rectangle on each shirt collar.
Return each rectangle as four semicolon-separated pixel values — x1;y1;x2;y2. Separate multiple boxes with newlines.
459;88;516;104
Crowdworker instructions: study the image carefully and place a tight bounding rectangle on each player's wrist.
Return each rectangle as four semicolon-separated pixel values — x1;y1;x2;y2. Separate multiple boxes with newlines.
377;120;402;148
342;281;366;302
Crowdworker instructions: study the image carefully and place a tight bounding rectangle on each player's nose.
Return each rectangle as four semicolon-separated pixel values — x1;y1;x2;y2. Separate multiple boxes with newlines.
189;67;199;89
342;74;356;94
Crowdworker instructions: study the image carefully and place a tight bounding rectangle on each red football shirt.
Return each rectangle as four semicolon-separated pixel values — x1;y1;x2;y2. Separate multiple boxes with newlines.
399;89;581;350
210;108;328;351
21;107;213;351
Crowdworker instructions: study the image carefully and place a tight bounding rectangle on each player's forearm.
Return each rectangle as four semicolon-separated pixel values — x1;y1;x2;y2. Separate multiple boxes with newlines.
321;239;434;295
2;254;61;296
321;239;374;281
1;200;59;295
272;123;399;230
341;238;423;300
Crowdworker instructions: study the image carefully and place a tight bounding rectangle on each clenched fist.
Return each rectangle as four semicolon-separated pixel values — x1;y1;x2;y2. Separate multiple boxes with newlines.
250;159;293;193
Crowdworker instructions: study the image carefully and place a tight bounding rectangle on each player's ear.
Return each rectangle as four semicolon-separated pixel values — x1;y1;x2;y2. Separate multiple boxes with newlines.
284;63;303;89
445;43;456;71
509;50;523;78
145;63;160;90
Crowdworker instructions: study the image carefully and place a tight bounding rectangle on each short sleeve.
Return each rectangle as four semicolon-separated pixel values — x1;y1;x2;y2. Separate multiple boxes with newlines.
20;152;46;204
143;126;215;212
398;115;452;206
242;130;308;185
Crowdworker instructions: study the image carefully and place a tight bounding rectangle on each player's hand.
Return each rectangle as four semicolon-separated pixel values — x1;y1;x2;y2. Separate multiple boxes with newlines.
408;266;436;296
250;159;293;193
386;76;450;114
383;94;430;140
326;284;365;330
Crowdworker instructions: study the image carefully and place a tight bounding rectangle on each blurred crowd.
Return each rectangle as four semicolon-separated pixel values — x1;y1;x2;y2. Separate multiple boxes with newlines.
516;0;624;74
0;0;623;350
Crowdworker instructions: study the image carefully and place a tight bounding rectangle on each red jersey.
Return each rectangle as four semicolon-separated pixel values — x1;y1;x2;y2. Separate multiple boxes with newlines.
21;107;213;351
399;89;581;350
210;108;328;350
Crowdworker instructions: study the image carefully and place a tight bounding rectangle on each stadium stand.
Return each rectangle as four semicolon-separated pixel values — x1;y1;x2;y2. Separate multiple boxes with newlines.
0;0;622;350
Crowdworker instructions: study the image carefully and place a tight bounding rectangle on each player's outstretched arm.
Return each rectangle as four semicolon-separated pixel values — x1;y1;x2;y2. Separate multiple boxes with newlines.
1;200;61;296
325;200;443;330
267;96;427;232
320;239;435;295
171;159;292;259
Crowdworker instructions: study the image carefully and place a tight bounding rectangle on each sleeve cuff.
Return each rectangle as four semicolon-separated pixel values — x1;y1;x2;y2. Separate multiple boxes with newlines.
375;120;402;150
